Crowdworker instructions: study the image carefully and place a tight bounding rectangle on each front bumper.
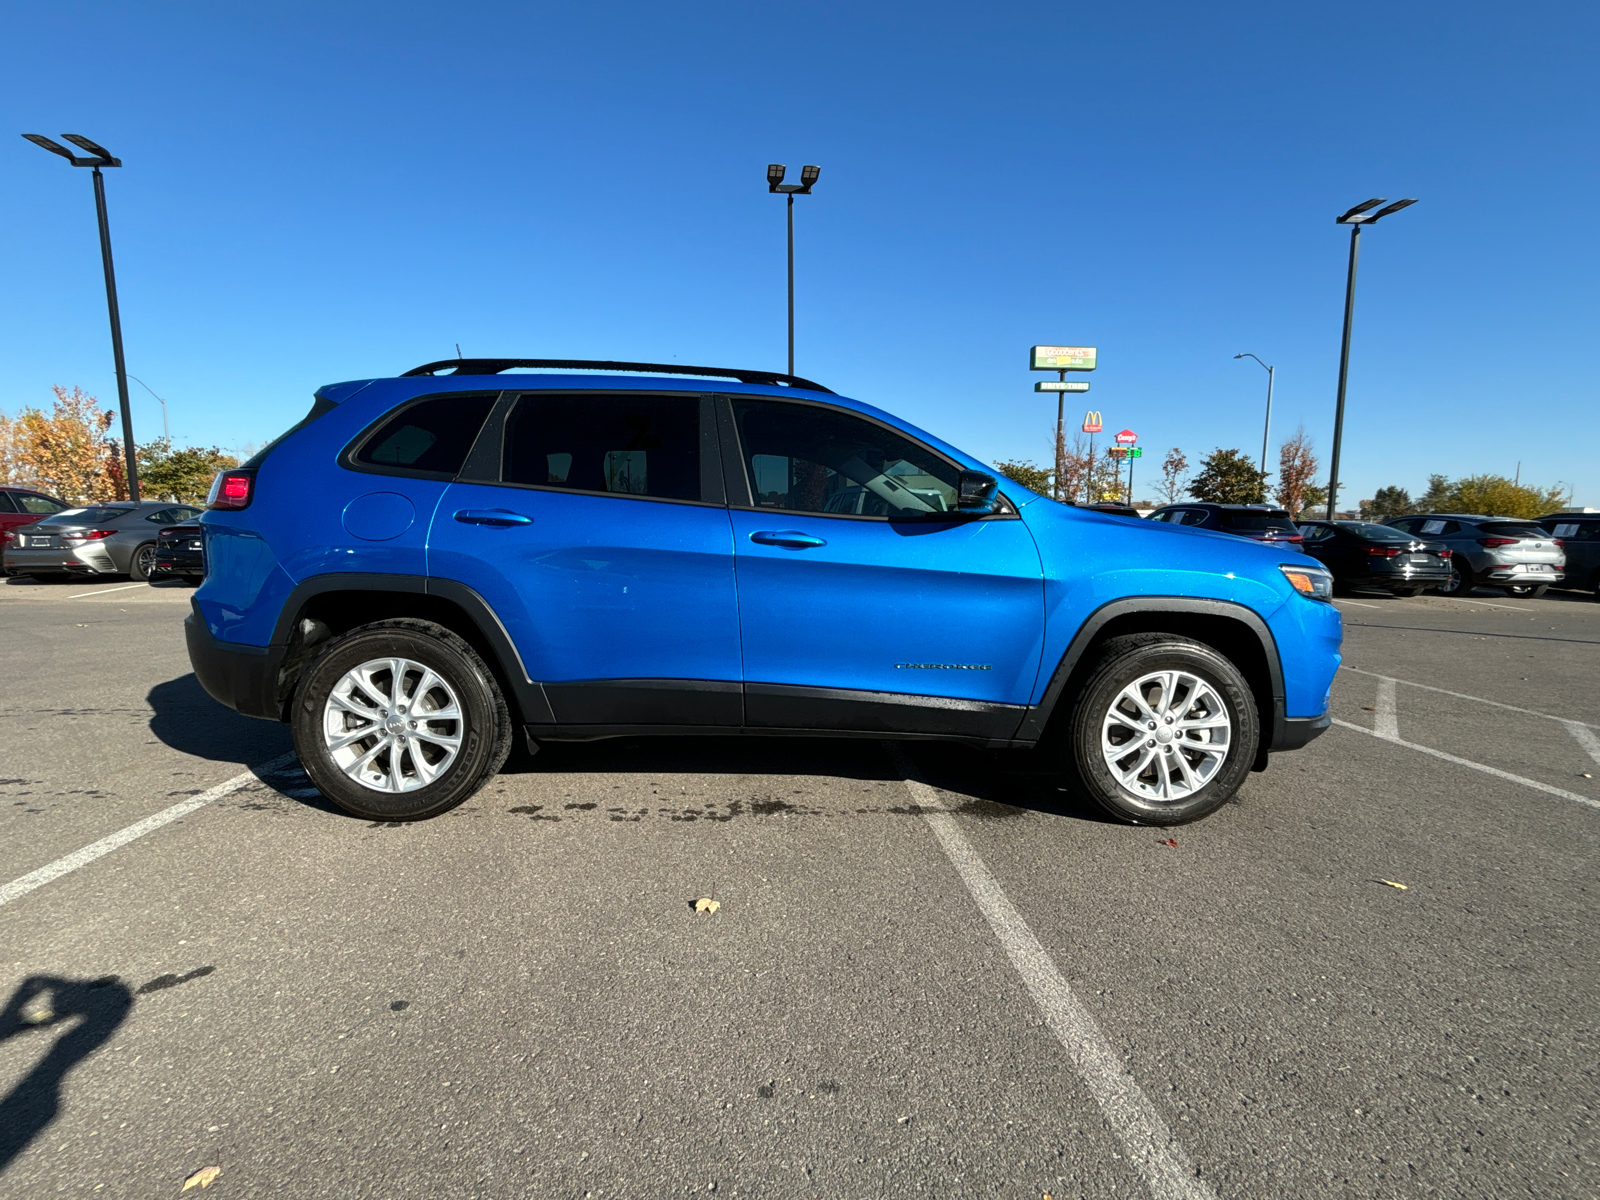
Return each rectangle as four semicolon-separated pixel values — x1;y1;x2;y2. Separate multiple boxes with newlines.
1273;711;1331;751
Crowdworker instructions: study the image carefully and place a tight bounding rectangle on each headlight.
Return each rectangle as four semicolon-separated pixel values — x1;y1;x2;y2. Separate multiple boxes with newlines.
1280;563;1333;600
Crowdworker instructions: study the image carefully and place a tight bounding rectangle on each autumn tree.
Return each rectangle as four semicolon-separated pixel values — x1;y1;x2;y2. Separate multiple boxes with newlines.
1156;447;1188;505
1188;448;1268;504
1272;429;1319;516
993;459;1051;496
6;386;124;503
1444;474;1568;518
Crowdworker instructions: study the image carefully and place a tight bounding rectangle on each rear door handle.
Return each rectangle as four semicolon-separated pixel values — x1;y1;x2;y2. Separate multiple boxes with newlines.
749;530;826;549
453;509;533;527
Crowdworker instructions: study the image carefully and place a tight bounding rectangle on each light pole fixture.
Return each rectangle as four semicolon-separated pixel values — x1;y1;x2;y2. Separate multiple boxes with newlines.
1325;195;1416;520
23;132;141;500
767;163;820;378
1233;352;1275;482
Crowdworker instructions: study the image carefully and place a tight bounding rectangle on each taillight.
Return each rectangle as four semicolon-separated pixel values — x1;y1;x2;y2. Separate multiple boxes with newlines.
1284;534;1303;543
2;529;15;545
1552;538;1565;549
1368;546;1401;557
62;529;116;542
208;469;255;511
1438;549;1452;559
1477;536;1517;548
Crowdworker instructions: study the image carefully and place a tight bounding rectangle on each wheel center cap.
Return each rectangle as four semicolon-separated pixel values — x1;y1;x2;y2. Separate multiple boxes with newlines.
1155;726;1174;744
383;714;409;736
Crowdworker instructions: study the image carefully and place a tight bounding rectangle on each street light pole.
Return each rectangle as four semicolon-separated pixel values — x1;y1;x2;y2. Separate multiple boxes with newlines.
1325;196;1416;520
1233;353;1275;480
23;133;141;500
767;164;820;378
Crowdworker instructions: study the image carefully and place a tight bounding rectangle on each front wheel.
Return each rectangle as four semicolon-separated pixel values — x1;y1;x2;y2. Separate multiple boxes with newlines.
291;619;512;820
129;541;157;581
1438;562;1473;595
1065;634;1260;825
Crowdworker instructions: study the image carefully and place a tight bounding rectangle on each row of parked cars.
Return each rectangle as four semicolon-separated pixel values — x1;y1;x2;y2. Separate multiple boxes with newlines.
0;487;203;583
1128;501;1595;599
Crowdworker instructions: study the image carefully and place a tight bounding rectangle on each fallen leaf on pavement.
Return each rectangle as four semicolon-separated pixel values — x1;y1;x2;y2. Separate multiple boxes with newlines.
694;898;721;914
1158;838;1178;848
1375;879;1408;890
182;1166;222;1191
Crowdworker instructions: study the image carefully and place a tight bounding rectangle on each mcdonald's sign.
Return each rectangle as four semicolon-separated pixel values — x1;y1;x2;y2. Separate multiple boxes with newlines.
1082;411;1103;433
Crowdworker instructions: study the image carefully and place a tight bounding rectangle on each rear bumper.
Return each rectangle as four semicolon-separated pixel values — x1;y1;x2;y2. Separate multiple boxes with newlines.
4;545;117;575
1482;564;1564;584
185;609;285;719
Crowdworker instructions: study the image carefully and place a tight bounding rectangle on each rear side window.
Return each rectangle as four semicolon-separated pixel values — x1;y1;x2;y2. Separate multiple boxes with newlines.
0;492;15;513
1549;520;1600;541
17;494;65;514
501;393;701;502
354;394;497;479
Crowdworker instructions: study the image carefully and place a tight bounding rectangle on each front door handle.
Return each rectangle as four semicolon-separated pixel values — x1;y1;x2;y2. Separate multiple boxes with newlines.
749;530;827;549
453;509;533;527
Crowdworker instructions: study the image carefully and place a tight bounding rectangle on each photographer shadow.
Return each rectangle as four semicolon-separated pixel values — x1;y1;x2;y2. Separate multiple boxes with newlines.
0;974;133;1173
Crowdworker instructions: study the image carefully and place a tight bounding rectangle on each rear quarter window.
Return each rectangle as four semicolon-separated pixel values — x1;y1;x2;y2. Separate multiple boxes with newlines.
1218;512;1296;533
350;394;498;479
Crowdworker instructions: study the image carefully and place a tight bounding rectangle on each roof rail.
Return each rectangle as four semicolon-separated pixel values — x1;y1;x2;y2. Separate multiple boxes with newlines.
400;358;834;394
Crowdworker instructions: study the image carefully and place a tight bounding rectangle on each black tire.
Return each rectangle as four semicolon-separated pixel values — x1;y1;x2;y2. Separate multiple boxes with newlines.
291;618;512;821
1438;561;1473;595
1393;587;1425;598
129;542;157;582
1504;583;1548;598
1064;633;1260;826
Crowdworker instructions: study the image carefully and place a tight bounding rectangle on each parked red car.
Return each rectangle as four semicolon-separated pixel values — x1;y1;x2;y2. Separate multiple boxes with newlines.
0;487;70;545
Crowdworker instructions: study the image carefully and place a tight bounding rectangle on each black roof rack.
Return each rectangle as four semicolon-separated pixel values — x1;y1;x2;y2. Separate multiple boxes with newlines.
400;358;833;394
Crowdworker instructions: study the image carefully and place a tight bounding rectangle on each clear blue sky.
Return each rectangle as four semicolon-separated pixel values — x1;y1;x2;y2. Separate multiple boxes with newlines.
4;0;1595;506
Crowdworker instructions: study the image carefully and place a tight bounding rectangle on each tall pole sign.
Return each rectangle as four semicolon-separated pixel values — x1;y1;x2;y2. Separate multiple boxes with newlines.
1114;429;1138;505
1030;346;1097;503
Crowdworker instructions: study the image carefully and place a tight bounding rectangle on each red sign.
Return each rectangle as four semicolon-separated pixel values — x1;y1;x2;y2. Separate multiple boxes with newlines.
1082;410;1102;433
1114;429;1137;445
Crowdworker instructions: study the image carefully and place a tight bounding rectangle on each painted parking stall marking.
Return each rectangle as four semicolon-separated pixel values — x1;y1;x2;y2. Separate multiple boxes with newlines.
885;743;1216;1200
0;753;298;909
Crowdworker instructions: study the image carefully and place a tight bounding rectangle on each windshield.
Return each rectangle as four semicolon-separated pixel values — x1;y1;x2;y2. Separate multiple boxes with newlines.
42;506;136;525
1218;511;1296;532
1479;523;1546;538
1339;522;1414;541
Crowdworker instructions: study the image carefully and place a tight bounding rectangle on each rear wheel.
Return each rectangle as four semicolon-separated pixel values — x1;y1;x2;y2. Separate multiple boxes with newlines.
291;619;512;821
1504;583;1549;598
1064;634;1259;826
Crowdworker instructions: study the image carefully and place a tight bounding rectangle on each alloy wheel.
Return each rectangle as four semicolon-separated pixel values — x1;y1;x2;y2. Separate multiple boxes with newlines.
321;656;464;793
1100;669;1232;803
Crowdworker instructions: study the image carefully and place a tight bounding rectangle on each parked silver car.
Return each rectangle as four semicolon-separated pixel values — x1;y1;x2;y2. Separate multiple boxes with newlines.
2;501;202;582
1386;513;1566;597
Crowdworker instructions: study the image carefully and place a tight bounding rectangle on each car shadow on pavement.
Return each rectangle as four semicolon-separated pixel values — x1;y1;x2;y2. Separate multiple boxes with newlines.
147;673;292;769
0;974;134;1173
502;736;1115;825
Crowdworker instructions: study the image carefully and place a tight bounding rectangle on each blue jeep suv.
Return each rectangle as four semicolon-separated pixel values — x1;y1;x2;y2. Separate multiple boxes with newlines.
187;358;1340;825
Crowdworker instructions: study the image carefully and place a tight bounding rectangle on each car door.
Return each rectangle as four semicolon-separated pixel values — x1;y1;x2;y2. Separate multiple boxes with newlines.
721;395;1044;739
429;390;743;727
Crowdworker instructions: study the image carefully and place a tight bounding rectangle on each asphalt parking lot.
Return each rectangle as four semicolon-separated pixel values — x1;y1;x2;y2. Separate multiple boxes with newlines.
2;576;1596;1199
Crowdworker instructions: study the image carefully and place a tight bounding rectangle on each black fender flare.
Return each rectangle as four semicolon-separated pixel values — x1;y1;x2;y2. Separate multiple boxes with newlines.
266;573;555;724
1014;596;1289;751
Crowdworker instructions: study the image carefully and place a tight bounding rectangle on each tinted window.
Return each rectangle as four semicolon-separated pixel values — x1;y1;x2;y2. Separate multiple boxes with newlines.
731;399;960;518
1415;518;1458;535
1217;511;1296;532
1477;522;1546;538
17;494;65;514
502;393;701;501
1298;524;1333;541
0;492;15;513
145;506;202;523
1548;520;1600;541
356;394;496;477
1339;522;1412;541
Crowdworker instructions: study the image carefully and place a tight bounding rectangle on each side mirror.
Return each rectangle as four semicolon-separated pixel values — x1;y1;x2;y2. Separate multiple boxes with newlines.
956;470;1000;515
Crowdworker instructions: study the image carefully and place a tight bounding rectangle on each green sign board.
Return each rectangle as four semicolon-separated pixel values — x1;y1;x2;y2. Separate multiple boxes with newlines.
1034;381;1090;393
1030;345;1097;371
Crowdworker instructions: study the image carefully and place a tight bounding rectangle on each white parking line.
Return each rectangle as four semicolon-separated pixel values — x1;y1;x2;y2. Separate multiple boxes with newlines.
885;743;1214;1200
1372;677;1399;740
0;753;297;909
1343;667;1600;731
1432;595;1532;612
1333;598;1384;610
1566;722;1600;769
1332;720;1599;811
68;582;145;599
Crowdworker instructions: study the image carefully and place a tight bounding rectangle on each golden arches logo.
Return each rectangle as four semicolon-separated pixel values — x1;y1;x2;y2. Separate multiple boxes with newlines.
1082;410;1103;433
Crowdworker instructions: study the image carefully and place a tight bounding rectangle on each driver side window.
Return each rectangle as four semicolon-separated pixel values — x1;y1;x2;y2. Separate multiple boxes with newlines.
730;399;960;518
